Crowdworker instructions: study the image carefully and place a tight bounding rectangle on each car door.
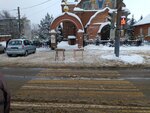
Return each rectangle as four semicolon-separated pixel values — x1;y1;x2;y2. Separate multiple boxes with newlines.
29;40;36;53
24;40;31;53
27;40;35;53
0;44;4;53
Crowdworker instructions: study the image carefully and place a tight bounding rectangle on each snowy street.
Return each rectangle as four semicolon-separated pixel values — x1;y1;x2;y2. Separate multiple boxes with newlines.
0;41;150;68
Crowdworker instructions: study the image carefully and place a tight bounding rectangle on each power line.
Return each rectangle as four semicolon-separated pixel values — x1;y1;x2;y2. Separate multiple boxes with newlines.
21;0;53;10
0;0;54;11
26;1;59;18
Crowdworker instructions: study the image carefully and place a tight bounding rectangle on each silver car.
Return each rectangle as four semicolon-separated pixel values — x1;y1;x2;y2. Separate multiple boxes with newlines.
6;39;36;56
0;44;5;53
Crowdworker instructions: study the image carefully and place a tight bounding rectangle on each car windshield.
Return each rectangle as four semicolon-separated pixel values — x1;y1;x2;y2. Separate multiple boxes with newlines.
8;40;22;45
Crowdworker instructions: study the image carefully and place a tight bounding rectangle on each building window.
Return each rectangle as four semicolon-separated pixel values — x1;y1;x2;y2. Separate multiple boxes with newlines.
148;27;150;36
82;1;91;10
140;28;143;36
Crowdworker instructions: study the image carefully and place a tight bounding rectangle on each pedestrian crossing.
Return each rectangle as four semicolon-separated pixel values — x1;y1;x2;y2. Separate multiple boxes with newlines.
11;69;150;113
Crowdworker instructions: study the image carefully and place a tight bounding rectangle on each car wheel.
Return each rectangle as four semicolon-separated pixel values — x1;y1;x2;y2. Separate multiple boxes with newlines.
33;49;36;54
24;51;28;56
7;54;12;57
51;47;55;50
3;48;6;53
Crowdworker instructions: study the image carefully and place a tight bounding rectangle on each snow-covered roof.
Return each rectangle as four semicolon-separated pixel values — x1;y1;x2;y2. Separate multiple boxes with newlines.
85;7;115;27
98;22;110;33
61;0;81;5
134;14;150;26
68;35;76;39
74;7;84;11
78;29;84;33
52;12;84;30
50;29;56;33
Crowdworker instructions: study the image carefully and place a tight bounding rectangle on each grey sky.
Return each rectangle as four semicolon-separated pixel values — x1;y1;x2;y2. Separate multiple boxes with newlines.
0;0;150;24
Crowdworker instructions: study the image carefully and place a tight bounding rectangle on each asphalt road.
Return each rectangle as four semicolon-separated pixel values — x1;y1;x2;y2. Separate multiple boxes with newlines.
0;67;150;113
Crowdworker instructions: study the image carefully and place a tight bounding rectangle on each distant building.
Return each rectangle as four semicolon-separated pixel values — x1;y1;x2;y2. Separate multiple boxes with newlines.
0;18;31;40
0;18;18;39
50;0;129;48
134;14;150;41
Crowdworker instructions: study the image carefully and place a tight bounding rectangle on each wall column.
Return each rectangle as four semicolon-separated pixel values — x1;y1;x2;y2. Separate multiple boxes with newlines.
77;30;84;48
50;30;57;50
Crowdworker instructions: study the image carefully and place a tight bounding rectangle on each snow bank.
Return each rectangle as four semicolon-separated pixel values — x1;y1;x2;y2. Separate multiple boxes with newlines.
101;54;145;64
84;44;149;65
57;41;78;50
36;47;51;52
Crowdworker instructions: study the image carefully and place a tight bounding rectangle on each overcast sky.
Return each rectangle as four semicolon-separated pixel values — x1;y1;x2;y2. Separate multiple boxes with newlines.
0;0;150;24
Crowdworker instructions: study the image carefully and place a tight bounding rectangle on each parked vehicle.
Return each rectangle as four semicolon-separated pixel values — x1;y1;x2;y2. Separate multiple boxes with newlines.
0;44;5;53
6;39;36;57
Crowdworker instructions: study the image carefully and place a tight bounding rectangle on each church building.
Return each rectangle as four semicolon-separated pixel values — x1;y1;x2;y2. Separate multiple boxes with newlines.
50;0;127;48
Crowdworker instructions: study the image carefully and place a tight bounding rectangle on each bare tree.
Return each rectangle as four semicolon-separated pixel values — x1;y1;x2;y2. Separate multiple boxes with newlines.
0;10;13;19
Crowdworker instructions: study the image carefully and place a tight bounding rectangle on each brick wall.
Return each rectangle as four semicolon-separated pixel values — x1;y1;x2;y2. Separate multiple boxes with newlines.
134;24;150;37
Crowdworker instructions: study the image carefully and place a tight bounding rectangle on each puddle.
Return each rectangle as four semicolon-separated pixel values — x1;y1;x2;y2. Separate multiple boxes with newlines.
4;75;35;80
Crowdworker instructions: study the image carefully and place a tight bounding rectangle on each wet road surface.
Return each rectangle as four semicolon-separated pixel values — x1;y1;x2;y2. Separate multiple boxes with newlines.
0;67;150;113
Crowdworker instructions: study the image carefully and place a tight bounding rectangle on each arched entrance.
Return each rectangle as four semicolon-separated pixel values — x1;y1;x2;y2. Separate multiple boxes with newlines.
101;24;111;40
50;12;84;48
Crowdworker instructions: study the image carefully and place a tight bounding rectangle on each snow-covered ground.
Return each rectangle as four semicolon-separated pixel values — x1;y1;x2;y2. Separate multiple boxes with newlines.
0;41;150;67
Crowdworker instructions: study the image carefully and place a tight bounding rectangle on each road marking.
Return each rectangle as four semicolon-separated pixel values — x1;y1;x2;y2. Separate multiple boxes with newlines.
11;101;150;110
22;85;140;91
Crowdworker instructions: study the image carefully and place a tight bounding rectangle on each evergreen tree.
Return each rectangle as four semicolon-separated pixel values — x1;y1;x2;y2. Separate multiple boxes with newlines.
56;24;63;42
140;15;143;20
38;13;53;40
127;15;136;40
0;10;12;19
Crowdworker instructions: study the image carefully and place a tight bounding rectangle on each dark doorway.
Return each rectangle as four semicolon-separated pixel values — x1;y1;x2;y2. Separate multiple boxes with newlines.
101;25;110;40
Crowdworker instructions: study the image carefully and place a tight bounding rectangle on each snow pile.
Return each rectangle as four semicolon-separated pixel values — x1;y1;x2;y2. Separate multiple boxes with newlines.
57;41;78;50
84;44;112;50
120;55;144;64
83;44;150;65
101;54;145;64
36;47;51;52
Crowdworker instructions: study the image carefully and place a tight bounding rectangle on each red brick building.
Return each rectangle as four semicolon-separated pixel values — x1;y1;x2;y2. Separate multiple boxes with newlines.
50;0;118;48
134;14;150;41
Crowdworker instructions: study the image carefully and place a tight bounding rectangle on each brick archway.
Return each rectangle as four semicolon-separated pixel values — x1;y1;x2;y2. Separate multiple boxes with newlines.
50;12;84;48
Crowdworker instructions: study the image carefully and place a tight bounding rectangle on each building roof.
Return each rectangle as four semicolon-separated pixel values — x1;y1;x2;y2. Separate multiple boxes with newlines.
134;14;150;26
85;7;115;27
61;0;81;5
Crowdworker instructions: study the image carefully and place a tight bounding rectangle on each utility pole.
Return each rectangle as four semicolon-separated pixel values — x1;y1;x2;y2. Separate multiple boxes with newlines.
114;0;123;57
17;7;21;38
